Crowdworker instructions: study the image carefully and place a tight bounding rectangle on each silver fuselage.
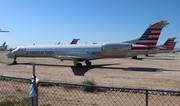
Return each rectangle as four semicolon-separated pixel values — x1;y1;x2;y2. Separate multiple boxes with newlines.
7;43;132;61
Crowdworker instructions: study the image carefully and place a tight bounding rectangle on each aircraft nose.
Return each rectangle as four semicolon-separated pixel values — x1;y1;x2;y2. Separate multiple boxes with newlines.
7;51;14;58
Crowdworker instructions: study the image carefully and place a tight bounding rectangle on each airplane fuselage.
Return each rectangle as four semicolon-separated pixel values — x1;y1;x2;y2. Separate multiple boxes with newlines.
7;43;132;61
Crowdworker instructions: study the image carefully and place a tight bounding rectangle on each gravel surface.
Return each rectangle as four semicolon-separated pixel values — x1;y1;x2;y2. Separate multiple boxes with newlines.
0;51;180;90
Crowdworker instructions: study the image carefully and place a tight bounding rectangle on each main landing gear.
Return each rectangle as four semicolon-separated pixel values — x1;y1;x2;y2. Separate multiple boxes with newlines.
12;57;17;64
145;54;149;57
73;60;92;67
132;56;137;59
85;60;91;66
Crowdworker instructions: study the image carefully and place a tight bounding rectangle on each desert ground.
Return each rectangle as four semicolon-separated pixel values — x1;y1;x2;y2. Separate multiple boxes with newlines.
0;51;180;90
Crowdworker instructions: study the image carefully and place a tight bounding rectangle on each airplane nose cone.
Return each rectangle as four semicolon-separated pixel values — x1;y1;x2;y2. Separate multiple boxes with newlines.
7;51;14;58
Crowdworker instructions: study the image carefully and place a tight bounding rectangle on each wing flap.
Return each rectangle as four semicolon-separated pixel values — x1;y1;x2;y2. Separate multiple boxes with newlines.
52;55;85;60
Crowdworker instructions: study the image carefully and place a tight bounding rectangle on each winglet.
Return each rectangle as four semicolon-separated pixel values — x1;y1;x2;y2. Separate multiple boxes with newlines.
149;20;169;28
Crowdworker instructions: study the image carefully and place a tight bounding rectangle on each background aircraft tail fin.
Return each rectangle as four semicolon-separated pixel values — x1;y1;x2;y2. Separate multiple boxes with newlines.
2;42;6;47
163;37;176;46
161;37;177;50
135;20;169;46
70;39;80;44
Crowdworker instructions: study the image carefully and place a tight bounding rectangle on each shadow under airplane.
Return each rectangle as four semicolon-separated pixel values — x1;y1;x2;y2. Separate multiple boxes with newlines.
6;62;180;76
7;62;72;67
131;57;176;61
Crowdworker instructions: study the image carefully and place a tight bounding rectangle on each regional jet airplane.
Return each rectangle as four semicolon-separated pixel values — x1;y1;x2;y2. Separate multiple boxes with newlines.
0;42;7;50
6;20;168;67
7;43;132;67
157;38;177;53
144;37;177;55
0;29;9;32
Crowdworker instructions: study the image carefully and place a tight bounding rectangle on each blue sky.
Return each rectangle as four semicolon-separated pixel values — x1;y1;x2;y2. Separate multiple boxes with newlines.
0;0;180;48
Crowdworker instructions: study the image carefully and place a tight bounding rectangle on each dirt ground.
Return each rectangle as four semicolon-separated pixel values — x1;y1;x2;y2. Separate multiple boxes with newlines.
0;51;180;90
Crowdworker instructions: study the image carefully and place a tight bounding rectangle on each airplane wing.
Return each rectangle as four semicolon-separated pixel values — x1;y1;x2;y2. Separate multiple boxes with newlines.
51;55;86;61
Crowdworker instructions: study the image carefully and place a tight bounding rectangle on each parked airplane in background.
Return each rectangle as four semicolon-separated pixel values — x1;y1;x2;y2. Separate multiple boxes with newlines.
0;29;9;32
56;38;80;45
144;37;177;55
124;20;169;59
0;42;7;50
6;20;169;67
172;46;180;53
157;38;177;53
172;49;180;53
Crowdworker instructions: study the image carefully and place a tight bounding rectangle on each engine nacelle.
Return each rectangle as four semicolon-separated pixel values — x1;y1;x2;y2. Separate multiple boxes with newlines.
101;43;132;52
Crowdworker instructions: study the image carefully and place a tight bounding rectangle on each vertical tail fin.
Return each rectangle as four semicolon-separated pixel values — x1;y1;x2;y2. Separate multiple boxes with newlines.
162;37;177;49
135;20;169;46
70;39;80;44
57;42;60;45
2;42;6;47
160;37;177;50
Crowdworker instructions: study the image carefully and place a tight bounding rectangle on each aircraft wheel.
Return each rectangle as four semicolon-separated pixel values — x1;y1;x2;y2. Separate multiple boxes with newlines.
132;56;137;59
13;57;17;64
76;63;82;68
13;61;17;64
145;54;149;56
85;61;92;66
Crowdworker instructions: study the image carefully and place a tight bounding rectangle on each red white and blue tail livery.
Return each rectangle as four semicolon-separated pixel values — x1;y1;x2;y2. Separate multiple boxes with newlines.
159;37;177;50
131;21;169;51
125;21;169;58
135;20;169;47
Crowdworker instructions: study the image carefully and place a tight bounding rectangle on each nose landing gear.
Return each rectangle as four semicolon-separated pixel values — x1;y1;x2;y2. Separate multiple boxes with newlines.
132;56;137;59
12;57;17;64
